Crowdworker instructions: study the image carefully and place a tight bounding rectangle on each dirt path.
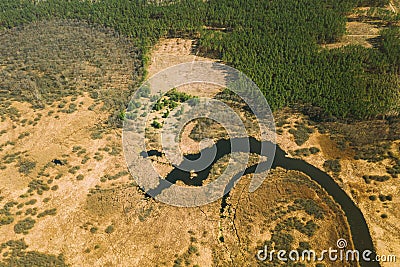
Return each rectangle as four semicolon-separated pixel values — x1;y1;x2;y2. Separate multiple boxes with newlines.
346;34;380;37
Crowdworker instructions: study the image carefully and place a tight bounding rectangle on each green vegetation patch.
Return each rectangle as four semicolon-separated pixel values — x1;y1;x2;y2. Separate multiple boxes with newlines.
354;143;391;162
37;208;57;218
289;123;314;146
27;179;50;195
293;147;320;157
13;217;36;234
104;225;114;234
0;239;68;266
387;163;400;178
323;159;341;174
293;198;325;219
363;175;390;184
17;160;36;175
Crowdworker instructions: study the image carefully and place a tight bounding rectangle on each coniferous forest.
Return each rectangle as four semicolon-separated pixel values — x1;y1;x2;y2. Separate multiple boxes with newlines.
0;0;399;120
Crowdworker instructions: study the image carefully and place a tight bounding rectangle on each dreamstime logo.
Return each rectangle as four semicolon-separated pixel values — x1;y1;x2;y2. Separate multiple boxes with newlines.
122;62;276;207
257;238;397;263
336;238;347;249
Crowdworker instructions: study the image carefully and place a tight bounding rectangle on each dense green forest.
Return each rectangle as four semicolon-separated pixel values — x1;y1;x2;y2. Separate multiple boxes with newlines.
0;0;399;120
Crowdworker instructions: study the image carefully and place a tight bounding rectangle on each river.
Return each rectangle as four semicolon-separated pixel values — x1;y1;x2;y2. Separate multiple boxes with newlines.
144;137;379;267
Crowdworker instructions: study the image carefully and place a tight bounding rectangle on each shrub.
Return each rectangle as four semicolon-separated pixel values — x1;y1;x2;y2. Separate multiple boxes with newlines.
162;110;170;118
18;160;36;175
37;208;57;218
363;175;390;184
293;147;321;157
51;185;59;191
81;155;90;164
0;239;68;266
76;149;87;157
386;160;400;178
90;131;103;140
379;194;393;202
294;198;325;219
188;245;198;255
166;88;193;103
271;232;294;251
93;153;103;161
17;132;30;140
105;225;114;234
0;216;14;226
323;159;341;173
28;179;50;194
72;146;82;153
298;241;311;251
309;147;320;154
289;123;314;146
68;166;80;174
354;144;390;162
108;146;121;156
14;217;36;234
293;148;311;157
151;120;162;129
137;87;150;98
303;220;318;237
25;199;37;205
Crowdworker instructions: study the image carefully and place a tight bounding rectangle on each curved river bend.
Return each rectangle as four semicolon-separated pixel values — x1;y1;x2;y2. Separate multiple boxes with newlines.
144;137;379;267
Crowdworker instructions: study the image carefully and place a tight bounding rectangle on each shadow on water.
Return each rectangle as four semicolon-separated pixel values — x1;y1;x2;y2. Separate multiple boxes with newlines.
143;137;379;267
